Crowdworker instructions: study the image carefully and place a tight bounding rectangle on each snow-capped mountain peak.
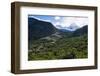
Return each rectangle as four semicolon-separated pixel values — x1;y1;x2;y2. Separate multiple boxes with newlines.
66;23;79;31
56;23;80;31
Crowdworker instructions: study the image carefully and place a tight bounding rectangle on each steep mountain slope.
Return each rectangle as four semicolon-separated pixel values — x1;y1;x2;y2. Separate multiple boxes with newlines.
73;25;88;36
28;17;58;41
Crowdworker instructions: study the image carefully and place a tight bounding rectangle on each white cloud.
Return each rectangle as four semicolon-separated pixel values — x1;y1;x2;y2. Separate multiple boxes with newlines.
54;16;61;20
55;22;60;25
75;17;88;27
53;16;88;29
60;17;88;28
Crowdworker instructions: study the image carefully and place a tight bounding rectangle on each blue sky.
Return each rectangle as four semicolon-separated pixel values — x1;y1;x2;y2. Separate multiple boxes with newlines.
28;15;88;29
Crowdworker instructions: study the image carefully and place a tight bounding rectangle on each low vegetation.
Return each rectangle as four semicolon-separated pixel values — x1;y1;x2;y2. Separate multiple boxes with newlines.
28;34;88;60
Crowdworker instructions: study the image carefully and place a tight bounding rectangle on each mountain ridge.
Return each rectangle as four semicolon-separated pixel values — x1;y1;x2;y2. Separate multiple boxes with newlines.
28;17;58;41
28;17;88;41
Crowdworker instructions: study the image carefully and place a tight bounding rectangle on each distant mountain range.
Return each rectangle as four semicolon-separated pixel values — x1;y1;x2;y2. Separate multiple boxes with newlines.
28;17;88;41
56;23;80;31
